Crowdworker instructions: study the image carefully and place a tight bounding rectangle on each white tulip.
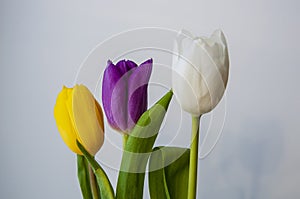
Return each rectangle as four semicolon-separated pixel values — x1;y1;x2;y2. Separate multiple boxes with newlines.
172;29;229;116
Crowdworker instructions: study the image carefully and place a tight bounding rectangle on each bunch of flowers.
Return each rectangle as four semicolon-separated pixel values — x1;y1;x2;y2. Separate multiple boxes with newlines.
54;29;229;199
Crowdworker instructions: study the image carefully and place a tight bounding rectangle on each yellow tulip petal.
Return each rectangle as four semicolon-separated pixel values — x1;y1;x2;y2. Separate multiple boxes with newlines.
95;98;104;147
95;99;105;133
72;85;104;155
54;86;82;154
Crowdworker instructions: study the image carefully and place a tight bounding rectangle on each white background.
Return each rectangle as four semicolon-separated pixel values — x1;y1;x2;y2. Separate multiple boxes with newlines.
1;0;299;198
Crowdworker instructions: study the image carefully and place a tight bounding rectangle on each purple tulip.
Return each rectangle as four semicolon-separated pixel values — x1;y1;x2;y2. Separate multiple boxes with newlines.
102;59;153;133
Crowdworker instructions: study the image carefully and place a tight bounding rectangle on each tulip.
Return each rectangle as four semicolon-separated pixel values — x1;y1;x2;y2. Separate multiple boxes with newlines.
172;29;229;199
54;84;104;155
172;29;229;116
102;59;152;133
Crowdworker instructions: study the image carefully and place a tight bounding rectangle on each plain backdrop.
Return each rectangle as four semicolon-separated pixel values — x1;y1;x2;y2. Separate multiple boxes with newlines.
1;0;299;198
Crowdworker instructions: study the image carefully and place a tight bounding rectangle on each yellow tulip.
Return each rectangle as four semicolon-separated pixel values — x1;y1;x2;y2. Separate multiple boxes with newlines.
54;84;104;155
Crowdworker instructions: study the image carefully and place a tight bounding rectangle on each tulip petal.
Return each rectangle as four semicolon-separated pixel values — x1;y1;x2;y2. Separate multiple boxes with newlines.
72;85;104;155
54;86;81;154
174;29;194;61
102;61;127;130
95;98;105;134
211;30;229;85
117;59;137;75
127;59;153;129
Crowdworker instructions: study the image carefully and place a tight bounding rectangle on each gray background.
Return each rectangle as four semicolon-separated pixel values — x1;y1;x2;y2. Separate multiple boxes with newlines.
1;0;299;198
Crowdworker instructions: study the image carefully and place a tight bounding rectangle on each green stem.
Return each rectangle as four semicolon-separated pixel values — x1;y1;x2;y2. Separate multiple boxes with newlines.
123;134;128;149
89;165;100;199
188;115;201;199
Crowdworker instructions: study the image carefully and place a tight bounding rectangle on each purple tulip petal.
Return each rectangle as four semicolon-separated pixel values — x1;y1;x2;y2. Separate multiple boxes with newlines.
116;60;137;76
102;60;128;131
127;59;153;129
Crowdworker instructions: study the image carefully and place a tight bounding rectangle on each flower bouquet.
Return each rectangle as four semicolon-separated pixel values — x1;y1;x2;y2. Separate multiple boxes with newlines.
53;29;229;199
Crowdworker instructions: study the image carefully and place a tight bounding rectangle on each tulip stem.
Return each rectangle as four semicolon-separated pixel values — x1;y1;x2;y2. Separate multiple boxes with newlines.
188;115;201;199
123;134;129;149
89;165;100;199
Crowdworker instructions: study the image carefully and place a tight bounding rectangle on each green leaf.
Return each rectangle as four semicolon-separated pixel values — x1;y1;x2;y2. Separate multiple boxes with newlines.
77;155;93;199
116;90;173;199
90;166;101;199
77;141;115;199
148;147;190;199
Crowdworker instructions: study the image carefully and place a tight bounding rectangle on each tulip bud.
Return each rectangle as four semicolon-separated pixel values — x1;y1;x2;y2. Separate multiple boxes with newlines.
172;29;229;116
54;84;104;155
102;59;152;133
